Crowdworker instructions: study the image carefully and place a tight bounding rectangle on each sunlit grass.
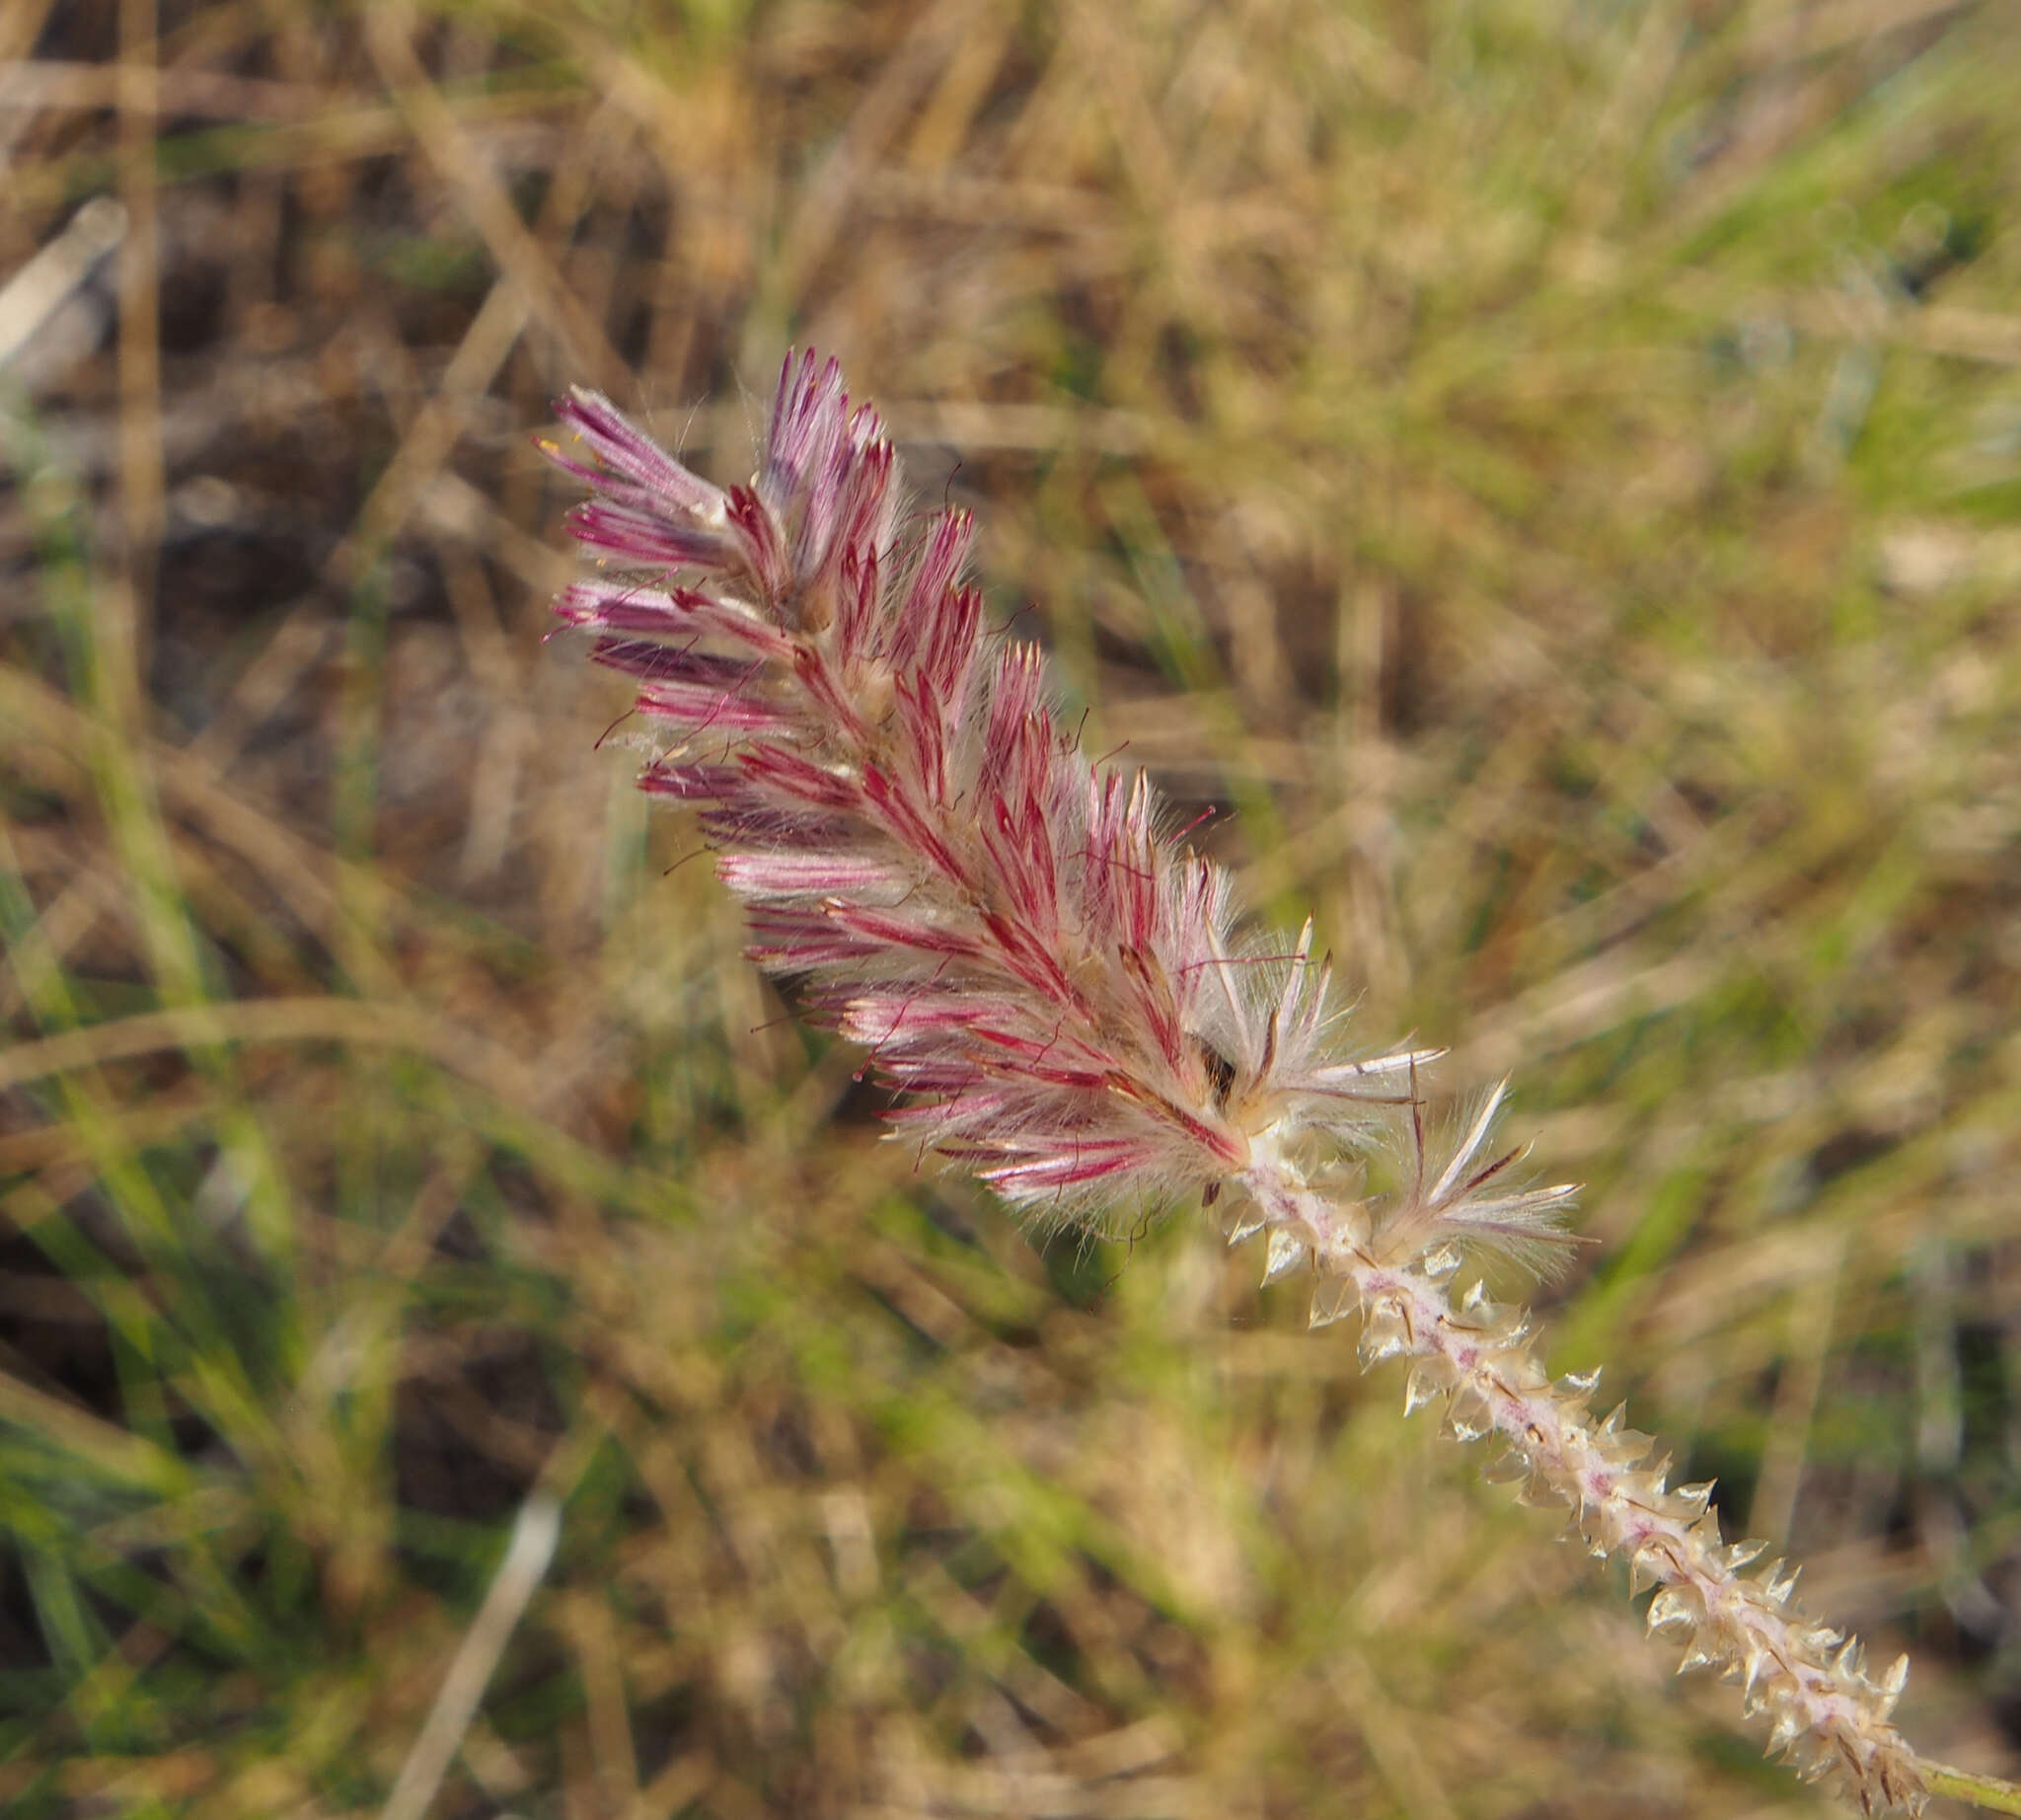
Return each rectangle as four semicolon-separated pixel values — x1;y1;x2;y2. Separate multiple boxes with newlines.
1;1;2018;1815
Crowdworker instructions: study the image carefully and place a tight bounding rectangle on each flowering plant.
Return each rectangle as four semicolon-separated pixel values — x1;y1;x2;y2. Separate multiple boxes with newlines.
544;350;2012;1816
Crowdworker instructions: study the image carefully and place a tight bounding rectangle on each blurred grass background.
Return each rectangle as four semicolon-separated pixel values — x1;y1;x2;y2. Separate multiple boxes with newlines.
2;0;2019;1815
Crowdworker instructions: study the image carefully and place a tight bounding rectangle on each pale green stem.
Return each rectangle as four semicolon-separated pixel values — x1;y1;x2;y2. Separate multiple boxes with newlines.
1925;1762;2021;1816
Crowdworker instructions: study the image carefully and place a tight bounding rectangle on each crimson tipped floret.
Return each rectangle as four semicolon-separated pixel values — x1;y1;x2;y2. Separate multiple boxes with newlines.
545;351;1423;1230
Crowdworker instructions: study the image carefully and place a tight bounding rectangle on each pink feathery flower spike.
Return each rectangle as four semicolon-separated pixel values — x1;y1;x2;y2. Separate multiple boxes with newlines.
544;350;1931;1814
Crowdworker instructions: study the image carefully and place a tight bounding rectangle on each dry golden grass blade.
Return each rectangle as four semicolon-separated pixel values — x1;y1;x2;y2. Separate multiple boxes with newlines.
415;469;573;597
0;994;542;1107
0;1077;212;1177
0;76;587;212
1329;1648;1461;1820
114;0;162;637
433;538;529;884
0;664;385;986
0;195;125;366
0;59;329;119
747;0;994;351
363;0;625;391
0;0;59;64
1747;1229;1850;1545
1745;0;1982;60
0;1367;190;1490
330;278;531;574
0;860;116;1025
379;1491;563;1820
564;1586;643;1814
175;601;339;775
1457;951;1718;1079
331;82;640;592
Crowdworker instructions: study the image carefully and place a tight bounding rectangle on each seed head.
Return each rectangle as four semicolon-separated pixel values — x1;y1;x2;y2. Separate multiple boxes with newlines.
545;353;1936;1815
543;352;1445;1234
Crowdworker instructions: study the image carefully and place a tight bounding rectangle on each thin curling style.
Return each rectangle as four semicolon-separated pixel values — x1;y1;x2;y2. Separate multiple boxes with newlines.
545;351;1927;1814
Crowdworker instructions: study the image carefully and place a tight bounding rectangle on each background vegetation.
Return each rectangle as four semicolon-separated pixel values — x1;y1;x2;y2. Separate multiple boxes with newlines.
2;0;2019;1814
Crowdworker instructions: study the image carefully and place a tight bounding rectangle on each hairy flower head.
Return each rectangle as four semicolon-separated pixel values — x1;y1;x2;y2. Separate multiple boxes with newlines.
544;353;1939;1815
544;352;1464;1237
